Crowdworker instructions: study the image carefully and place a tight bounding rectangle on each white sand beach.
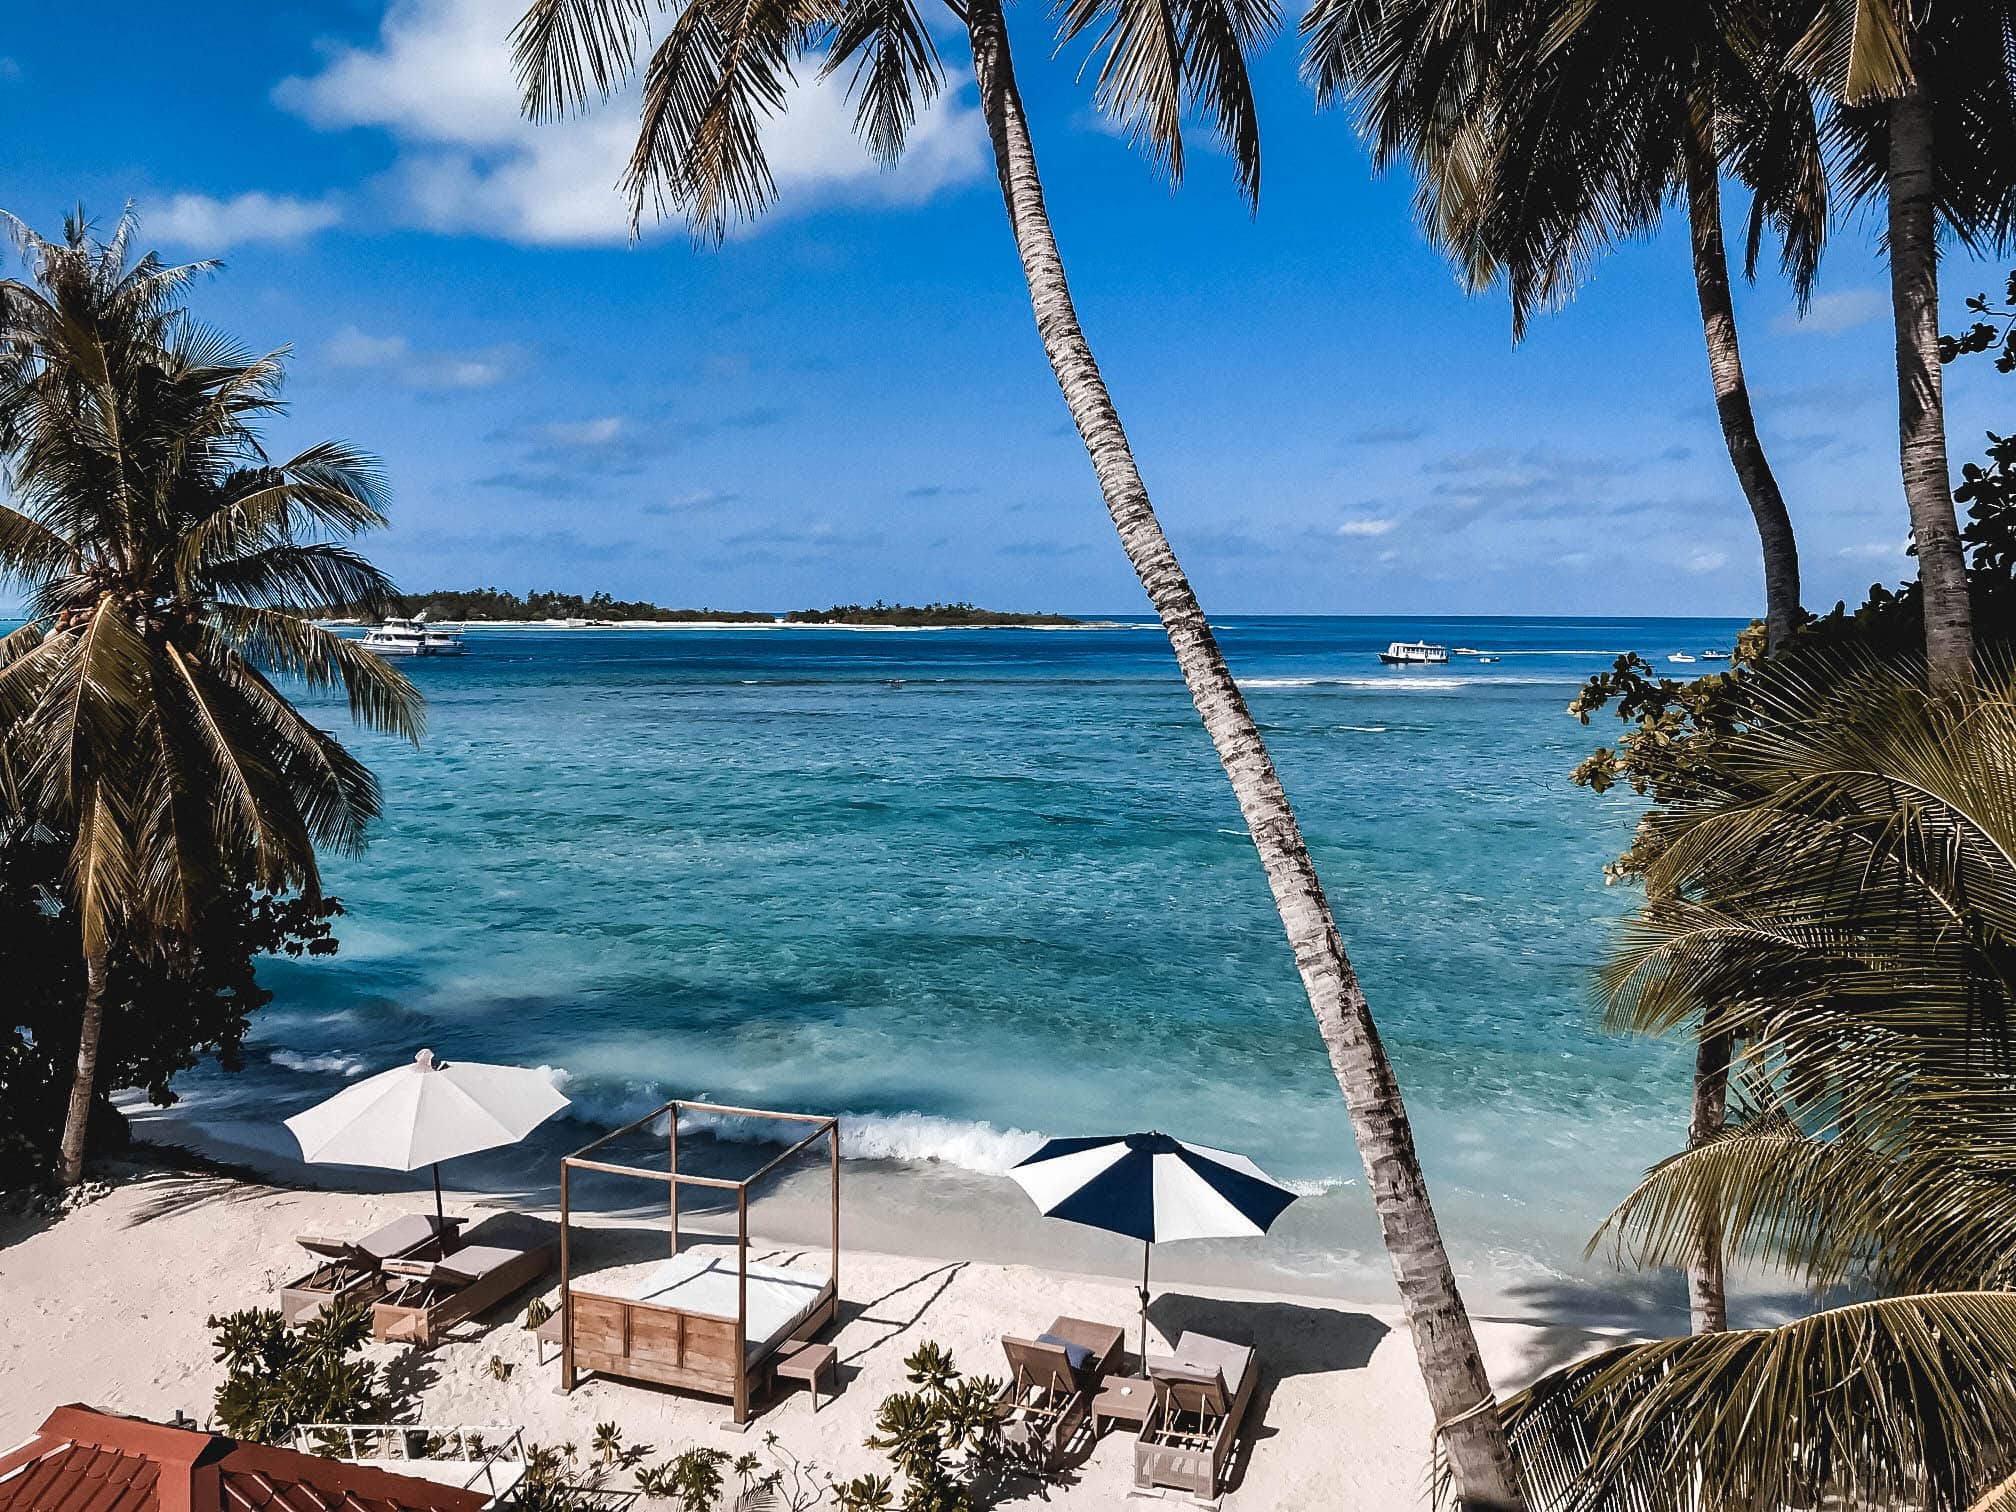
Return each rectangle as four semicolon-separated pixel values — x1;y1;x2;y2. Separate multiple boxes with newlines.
0;1167;1634;1508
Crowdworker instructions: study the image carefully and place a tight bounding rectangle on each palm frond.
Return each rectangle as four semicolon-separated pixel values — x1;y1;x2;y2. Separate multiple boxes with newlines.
622;0;826;239
1504;1292;2016;1512
822;0;943;163
513;0;655;120
206;604;424;743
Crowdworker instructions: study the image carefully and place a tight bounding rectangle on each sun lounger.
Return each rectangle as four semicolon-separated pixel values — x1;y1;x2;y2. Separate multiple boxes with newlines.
995;1315;1124;1471
1134;1331;1259;1500
278;1213;466;1323
371;1239;557;1346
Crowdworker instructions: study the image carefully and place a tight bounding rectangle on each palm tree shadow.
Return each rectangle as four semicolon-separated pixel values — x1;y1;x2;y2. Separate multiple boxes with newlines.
836;1260;969;1367
1478;1274;1827;1386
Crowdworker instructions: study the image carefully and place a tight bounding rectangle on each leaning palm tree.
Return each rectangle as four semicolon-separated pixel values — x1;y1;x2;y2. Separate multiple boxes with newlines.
1790;0;2016;687
1302;0;1824;656
0;207;422;1186
511;2;1524;1502
1498;652;2016;1510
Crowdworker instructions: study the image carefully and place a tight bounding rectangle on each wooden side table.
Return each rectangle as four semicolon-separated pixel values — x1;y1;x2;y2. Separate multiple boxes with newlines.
772;1341;837;1413
1092;1375;1154;1435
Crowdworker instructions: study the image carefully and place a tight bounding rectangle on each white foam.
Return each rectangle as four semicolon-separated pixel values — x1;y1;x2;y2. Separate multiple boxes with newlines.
1239;675;1577;690
268;1050;368;1077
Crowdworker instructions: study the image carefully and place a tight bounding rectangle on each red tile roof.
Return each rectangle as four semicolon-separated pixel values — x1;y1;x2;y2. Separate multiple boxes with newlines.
0;1409;490;1512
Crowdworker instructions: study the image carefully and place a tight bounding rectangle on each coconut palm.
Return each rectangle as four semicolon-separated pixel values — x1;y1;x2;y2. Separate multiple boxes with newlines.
511;2;1523;1502
1788;1;2016;687
1302;0;1824;655
1496;653;2016;1510
0;207;422;1186
1302;0;1831;1337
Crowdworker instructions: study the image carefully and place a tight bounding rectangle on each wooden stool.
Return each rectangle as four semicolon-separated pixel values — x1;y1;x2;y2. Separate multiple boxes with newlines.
772;1341;837;1412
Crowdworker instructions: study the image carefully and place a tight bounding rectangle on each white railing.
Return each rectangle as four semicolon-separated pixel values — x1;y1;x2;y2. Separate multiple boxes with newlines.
292;1425;527;1503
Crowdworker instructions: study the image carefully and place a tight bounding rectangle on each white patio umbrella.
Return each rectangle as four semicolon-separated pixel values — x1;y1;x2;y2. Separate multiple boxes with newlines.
285;1048;570;1229
1008;1131;1298;1360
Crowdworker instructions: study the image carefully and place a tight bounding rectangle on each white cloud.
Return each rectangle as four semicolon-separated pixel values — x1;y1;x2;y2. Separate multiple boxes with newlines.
1839;540;1905;561
1336;517;1398;538
327;326;409;367
1775;288;1885;337
544;417;626;445
275;0;986;246
1683;550;1728;573
325;323;519;389
150;191;342;249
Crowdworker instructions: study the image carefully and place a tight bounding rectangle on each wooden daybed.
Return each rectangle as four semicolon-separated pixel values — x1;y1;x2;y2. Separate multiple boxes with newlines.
557;1102;840;1425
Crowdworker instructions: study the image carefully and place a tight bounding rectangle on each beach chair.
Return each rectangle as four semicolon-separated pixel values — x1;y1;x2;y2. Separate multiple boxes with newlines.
372;1239;558;1346
278;1213;466;1323
1134;1332;1258;1500
994;1316;1124;1471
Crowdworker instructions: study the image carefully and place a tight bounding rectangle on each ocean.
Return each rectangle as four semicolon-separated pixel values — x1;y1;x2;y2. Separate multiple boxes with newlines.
122;615;1748;1309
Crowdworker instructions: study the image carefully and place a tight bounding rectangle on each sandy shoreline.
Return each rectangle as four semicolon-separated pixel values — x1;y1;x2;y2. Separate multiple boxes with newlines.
0;1164;1638;1508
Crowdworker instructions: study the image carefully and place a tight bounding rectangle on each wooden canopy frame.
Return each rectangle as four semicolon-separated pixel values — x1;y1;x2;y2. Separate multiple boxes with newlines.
557;1101;840;1423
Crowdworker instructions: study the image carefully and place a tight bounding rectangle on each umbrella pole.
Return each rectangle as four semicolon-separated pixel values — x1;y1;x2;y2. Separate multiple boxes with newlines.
1139;1241;1152;1366
432;1162;446;1240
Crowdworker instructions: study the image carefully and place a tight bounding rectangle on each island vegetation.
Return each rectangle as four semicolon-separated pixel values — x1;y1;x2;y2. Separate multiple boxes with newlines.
381;589;772;623
355;590;1084;627
783;601;1082;627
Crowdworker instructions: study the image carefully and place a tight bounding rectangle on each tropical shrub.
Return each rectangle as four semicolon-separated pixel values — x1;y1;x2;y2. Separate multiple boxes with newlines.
207;1300;379;1444
834;1343;1005;1512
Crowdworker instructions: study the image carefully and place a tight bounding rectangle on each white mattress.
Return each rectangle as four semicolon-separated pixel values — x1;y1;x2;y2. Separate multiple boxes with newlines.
571;1251;829;1363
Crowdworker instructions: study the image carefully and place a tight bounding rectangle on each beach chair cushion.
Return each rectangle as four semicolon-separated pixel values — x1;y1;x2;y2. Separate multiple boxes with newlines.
358;1213;462;1259
417;1244;526;1287
1034;1332;1096;1381
1172;1331;1254;1398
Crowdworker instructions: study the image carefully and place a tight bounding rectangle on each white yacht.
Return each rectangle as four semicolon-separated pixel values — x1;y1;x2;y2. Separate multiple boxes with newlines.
1380;640;1450;665
363;614;466;656
1667;652;1698;665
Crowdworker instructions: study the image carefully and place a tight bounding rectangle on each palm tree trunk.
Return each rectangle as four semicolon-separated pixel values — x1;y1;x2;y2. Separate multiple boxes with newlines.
57;952;111;1186
962;3;1525;1504
1683;148;1801;654
1885;81;1973;686
1684;1026;1730;1333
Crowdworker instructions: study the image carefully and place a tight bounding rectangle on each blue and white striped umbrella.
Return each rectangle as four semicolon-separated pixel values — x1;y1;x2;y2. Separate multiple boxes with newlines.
1008;1131;1298;1357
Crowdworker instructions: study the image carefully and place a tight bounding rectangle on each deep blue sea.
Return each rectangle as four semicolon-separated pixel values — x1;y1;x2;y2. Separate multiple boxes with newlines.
125;615;1749;1303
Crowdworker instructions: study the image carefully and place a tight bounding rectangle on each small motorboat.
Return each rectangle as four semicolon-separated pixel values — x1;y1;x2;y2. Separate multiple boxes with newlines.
1667;652;1698;665
1477;655;1501;663
1379;640;1451;665
1699;648;1730;661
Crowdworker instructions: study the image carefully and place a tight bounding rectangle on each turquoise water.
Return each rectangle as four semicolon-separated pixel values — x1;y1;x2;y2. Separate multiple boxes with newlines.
136;616;1742;1299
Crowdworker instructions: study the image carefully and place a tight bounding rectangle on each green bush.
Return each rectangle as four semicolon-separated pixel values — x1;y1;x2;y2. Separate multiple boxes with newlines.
207;1301;379;1443
834;1343;1006;1512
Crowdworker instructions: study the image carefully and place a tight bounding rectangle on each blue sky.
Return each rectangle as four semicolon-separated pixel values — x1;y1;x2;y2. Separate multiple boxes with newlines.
2;0;2009;616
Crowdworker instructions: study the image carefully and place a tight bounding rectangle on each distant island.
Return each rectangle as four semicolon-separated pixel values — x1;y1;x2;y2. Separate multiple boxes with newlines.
784;602;1083;627
353;590;1085;628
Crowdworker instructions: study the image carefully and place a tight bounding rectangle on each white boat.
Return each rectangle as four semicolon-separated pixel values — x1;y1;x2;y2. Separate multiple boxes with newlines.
1477;655;1501;663
1667;652;1698;664
1700;648;1730;660
363;614;466;656
1379;640;1450;665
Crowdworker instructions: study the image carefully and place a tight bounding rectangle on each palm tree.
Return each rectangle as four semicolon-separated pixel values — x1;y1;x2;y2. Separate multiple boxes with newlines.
0;208;422;1186
1302;0;1830;1336
1302;0;1824;655
1791;0;2016;687
511;3;1524;1502
1499;652;2016;1510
